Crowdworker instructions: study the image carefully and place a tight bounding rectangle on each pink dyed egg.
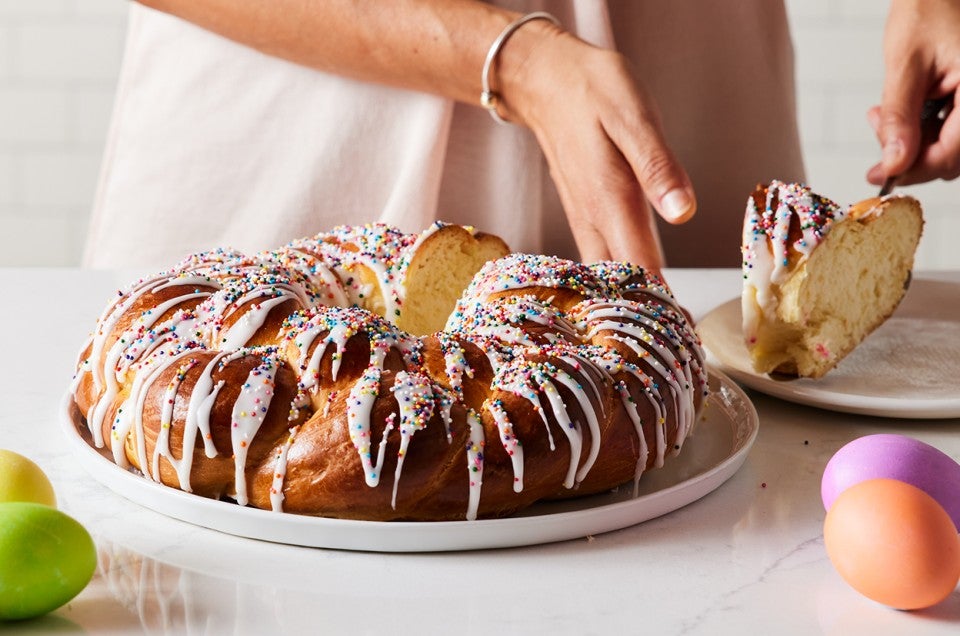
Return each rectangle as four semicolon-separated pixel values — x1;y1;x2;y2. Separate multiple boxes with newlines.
821;434;960;530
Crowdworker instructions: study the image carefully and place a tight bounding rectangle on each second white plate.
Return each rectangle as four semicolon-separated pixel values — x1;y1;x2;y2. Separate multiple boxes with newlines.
63;369;757;552
698;278;960;419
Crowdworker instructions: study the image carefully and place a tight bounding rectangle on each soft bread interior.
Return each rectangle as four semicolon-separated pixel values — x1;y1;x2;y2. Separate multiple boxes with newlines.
397;226;510;336
753;196;923;378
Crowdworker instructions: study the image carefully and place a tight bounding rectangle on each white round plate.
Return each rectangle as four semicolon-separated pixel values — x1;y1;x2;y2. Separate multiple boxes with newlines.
698;278;960;419
63;369;757;552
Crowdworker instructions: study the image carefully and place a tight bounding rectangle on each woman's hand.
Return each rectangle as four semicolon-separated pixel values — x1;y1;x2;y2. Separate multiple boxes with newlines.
495;23;696;272
867;0;960;186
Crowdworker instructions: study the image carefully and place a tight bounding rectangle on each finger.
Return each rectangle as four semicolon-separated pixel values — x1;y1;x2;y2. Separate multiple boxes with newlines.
569;222;613;264
866;161;885;185
866;107;884;183
588;139;665;269
608;102;697;225
604;188;664;270
896;92;960;184
866;105;881;136
877;62;927;178
565;178;663;269
554;192;613;264
544;151;614;263
544;125;664;269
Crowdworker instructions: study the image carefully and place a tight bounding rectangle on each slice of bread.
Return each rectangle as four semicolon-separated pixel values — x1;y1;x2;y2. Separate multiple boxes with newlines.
397;224;510;336
741;182;923;378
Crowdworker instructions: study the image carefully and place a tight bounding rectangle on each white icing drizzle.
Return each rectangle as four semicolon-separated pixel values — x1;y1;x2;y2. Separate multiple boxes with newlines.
617;380;651;494
115;348;229;489
75;274;213;446
604;332;686;459
123;347;199;476
486;399;524;493
265;246;350;307
496;356;601;489
309;225;413;322
347;358;391;487
207;283;305;351
183;352;231;464
224;349;280;507
388;371;436;509
270;425;301;512
85;275;171;394
741;181;844;344
464;408;485;521
295;320;357;388
152;358;201;482
553;356;603;483
220;295;293;351
577;300;702;445
435;387;455;443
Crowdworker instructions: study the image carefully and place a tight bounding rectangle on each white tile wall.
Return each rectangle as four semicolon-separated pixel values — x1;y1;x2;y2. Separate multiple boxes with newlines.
0;0;956;268
0;0;127;266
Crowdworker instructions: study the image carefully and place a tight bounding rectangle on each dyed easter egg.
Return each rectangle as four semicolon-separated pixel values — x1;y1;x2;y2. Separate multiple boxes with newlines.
0;449;56;507
824;479;960;610
821;434;960;530
0;502;97;621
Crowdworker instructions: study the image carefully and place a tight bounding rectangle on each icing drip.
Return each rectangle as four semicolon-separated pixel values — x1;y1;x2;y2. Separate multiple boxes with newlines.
388;371;436;509
464;408;486;521
201;278;309;351
617;380;651;495
487;399;524;493
741;181;844;342
178;352;231;471
436;332;474;398
122;346;200;477
270;425;301;512
225;348;281;507
260;246;350;307
152;357;200;483
576;298;706;446
307;223;417;321
347;357;391;487
73;273;215;446
492;353;607;490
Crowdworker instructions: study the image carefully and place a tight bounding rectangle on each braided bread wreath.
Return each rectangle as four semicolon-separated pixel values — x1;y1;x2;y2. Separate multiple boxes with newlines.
68;223;709;522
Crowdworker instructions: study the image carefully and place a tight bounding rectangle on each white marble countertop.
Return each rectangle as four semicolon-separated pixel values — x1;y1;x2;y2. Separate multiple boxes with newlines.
2;268;958;635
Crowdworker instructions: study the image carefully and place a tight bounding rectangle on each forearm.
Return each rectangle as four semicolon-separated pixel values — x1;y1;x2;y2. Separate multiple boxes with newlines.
136;0;550;108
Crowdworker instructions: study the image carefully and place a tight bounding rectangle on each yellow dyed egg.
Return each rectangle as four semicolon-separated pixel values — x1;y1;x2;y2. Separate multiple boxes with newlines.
0;502;96;621
0;449;56;507
824;478;960;610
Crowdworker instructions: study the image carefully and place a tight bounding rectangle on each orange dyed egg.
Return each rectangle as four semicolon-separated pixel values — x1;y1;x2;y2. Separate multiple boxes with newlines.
824;478;960;610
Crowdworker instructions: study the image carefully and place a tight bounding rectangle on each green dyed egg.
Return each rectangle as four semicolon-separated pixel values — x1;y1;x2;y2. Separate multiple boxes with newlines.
0;502;96;621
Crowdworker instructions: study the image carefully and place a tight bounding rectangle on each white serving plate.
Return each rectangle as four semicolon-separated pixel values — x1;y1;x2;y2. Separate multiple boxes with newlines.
698;279;960;419
63;368;757;552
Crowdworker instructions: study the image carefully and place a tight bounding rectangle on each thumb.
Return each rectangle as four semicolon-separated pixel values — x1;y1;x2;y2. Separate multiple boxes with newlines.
878;66;926;178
